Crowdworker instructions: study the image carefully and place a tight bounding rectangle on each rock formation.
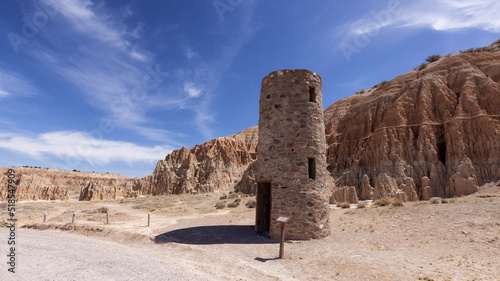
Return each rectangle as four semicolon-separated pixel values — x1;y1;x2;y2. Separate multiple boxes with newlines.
79;179;140;201
326;48;500;200
359;174;374;200
135;126;258;196
0;167;132;201
330;186;358;204
234;161;257;195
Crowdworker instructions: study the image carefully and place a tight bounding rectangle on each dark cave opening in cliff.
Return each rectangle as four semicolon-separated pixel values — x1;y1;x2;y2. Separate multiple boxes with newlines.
436;125;446;165
437;139;446;165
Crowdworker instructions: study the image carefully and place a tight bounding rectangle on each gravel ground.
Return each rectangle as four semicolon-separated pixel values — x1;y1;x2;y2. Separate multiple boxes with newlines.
0;228;214;281
1;185;499;281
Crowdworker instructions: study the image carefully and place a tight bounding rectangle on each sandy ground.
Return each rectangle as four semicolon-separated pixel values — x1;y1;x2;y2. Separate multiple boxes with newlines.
1;185;500;281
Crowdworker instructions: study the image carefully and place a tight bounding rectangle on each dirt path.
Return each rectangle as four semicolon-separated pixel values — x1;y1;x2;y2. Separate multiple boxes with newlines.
2;187;499;280
0;228;217;281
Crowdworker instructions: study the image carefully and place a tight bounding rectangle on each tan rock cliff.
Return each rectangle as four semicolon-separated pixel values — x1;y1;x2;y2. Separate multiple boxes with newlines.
0;167;131;201
326;50;500;199
135;126;258;196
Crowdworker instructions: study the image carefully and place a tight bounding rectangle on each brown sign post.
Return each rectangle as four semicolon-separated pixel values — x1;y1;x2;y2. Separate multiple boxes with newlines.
276;216;290;258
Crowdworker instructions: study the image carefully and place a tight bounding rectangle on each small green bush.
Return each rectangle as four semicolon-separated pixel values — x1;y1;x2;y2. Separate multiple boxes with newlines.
414;63;427;71
215;202;226;209
429;197;441;204
337;202;350;209
227;200;240;208
374;198;391;207
357;201;366;209
228;193;239;199
97;207;109;213
219;194;227;200
441;198;456;204
245;200;256;208
391;199;403;207
426;55;441;63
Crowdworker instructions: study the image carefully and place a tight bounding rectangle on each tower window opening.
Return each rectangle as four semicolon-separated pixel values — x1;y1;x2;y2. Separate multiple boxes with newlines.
308;158;316;179
309;87;317;102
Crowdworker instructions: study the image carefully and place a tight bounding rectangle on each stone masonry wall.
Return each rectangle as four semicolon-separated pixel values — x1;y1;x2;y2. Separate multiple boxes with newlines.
257;69;330;240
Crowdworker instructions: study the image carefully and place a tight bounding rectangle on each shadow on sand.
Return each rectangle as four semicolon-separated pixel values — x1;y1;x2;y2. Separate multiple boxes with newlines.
154;225;277;245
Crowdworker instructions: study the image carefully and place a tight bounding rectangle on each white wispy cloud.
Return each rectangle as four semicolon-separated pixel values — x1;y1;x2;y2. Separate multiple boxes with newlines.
185;48;198;59
401;0;500;31
19;0;256;144
0;131;172;166
341;0;500;37
0;70;39;98
184;82;202;98
57;0;150;61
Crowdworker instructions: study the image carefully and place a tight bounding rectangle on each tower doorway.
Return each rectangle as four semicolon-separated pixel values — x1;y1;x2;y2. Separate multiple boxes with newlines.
255;181;271;234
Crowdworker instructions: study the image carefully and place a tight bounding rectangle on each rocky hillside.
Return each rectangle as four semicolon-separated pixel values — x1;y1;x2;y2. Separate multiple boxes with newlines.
135;126;258;195
77;126;258;200
326;46;500;201
0;167;132;201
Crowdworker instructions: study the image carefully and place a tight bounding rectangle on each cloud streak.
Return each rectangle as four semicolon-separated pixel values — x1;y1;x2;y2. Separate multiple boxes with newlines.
0;131;172;166
342;0;500;38
0;70;39;98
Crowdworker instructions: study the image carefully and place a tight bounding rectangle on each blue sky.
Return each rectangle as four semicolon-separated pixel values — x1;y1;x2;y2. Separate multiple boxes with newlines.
0;0;499;177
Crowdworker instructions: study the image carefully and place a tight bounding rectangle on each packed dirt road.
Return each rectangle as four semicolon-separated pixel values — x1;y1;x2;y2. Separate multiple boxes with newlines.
0;228;215;281
1;186;499;280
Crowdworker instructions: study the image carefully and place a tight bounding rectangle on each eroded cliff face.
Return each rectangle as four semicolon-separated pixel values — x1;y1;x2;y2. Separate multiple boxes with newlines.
326;51;500;200
0;167;132;201
135;126;258;196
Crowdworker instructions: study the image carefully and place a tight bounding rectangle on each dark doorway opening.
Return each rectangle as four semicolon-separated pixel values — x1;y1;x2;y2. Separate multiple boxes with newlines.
308;158;316;179
309;87;317;102
255;181;271;234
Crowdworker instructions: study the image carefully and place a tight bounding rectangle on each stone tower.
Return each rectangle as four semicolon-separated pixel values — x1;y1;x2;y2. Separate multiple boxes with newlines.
255;69;330;240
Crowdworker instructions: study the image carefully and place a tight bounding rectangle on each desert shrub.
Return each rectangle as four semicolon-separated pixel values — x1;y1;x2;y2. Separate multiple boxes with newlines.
245;199;256;208
219;194;227;200
337;202;350;209
414;63;427;71
460;47;491;53
391;199;403;207
228;193;239;199
373;81;388;89
234;198;241;203
96;207;109;213
215;202;226;209
460;48;475;53
374;198;392;207
425;55;441;63
441;198;456;203
476;194;497;198
227;200;240;208
429;197;441;204
357;201;366;209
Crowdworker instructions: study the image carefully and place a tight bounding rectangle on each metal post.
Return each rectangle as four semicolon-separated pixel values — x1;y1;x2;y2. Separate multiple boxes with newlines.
276;216;289;259
44;212;47;223
72;212;76;223
106;211;109;224
148;212;151;227
279;223;286;258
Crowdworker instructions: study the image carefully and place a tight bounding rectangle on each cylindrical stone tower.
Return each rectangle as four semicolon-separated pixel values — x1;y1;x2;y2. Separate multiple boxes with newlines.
255;69;330;240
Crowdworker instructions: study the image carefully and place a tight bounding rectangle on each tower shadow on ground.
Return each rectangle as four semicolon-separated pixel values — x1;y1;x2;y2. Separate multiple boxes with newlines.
154;225;277;245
